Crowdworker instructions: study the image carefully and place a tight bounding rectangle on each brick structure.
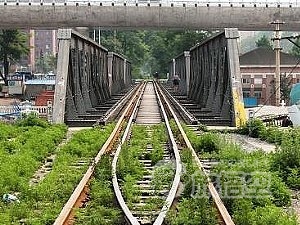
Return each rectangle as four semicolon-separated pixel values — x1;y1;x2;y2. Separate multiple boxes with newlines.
240;47;300;106
35;90;54;106
24;79;55;104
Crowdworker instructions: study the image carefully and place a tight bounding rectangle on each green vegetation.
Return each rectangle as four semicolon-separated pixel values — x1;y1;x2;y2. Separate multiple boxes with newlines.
169;119;298;224
117;123;169;210
151;162;174;191
166;149;218;225
289;38;300;58
98;30;211;78
0;116;66;194
255;34;273;49
271;129;300;189
0;29;29;85
75;155;123;225
238;118;284;144
181;123;224;159
238;119;300;189
0;117;115;224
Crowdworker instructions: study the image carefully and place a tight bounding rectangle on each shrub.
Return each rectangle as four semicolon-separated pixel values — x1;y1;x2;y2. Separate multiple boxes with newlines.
270;175;291;207
16;113;49;128
194;132;221;154
238;118;266;138
271;129;300;188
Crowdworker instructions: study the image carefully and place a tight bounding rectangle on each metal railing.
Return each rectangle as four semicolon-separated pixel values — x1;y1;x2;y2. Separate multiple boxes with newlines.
0;105;48;116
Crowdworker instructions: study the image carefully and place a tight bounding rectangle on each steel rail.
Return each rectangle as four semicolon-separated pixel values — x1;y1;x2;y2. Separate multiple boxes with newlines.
112;81;181;225
152;81;182;225
155;82;235;225
158;82;198;125
98;84;139;125
111;82;147;225
53;82;144;225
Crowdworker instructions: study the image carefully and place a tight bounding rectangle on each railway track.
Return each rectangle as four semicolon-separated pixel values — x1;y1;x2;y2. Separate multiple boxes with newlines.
112;81;181;225
54;80;235;225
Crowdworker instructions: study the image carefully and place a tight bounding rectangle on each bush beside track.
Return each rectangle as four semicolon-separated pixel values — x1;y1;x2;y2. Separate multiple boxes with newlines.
180;122;298;225
238;119;300;189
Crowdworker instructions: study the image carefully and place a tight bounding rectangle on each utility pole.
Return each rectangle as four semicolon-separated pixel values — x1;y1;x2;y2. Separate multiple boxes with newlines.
271;20;284;106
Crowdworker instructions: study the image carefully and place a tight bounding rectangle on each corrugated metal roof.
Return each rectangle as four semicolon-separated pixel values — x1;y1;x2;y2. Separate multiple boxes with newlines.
246;105;288;119
24;79;55;85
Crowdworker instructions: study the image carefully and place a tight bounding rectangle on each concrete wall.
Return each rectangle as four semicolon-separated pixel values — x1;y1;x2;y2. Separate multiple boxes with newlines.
0;5;300;30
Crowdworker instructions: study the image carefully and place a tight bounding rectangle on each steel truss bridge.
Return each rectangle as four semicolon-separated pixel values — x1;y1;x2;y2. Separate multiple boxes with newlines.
1;0;294;126
51;28;245;127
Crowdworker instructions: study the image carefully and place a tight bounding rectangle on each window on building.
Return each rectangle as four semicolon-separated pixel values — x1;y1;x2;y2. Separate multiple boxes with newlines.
46;85;53;91
254;91;262;99
254;78;263;84
242;78;251;84
243;91;250;98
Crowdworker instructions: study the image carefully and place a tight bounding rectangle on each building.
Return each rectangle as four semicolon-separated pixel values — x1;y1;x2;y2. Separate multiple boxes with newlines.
239;47;300;106
24;79;55;103
29;30;57;73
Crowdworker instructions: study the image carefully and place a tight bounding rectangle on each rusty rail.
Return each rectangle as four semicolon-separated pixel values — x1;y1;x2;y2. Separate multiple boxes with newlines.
155;81;235;225
53;82;144;225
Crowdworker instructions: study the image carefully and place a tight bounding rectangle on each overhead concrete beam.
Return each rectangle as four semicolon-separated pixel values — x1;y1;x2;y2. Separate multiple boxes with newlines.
0;5;300;30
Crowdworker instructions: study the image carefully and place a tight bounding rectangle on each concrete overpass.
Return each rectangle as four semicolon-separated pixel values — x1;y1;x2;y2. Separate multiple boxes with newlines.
0;0;300;30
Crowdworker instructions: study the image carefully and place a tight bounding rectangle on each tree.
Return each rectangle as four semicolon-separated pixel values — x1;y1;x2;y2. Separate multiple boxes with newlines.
280;73;293;105
99;30;148;79
0;30;29;86
144;30;210;77
97;29;210;78
255;34;273;49
289;38;300;58
35;53;57;74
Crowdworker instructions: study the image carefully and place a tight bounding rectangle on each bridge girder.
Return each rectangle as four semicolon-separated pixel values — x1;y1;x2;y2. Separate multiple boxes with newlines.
53;29;131;124
0;5;300;30
170;28;246;127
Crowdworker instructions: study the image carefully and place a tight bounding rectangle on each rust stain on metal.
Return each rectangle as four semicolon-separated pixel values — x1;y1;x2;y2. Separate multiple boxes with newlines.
54;82;145;225
63;185;90;225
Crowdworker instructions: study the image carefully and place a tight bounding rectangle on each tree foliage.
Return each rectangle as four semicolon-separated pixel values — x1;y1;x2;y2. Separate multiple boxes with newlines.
35;53;57;74
0;30;29;85
289;38;300;58
255;34;273;49
96;30;210;78
99;30;148;79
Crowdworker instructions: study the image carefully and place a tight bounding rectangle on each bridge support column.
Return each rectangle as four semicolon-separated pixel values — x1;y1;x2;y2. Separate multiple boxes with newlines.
124;59;127;87
53;29;71;124
184;51;190;95
108;52;113;95
172;58;176;77
225;28;246;127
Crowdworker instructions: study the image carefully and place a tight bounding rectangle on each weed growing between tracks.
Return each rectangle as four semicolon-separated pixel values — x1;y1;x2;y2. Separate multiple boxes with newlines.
167;120;218;224
75;155;124;225
0;119;115;224
165;148;218;225
117;123;169;211
183;123;298;225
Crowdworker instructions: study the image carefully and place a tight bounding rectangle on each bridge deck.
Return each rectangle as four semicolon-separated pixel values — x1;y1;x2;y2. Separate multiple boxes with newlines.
135;82;161;125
